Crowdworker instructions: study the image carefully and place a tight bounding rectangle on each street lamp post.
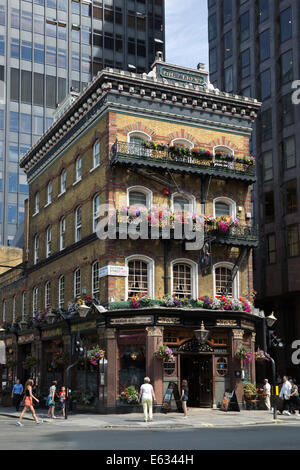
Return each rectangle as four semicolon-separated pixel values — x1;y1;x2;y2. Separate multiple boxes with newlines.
262;312;278;420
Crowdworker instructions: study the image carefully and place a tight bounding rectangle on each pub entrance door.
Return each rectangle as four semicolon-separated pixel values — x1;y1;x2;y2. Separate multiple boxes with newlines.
180;355;213;407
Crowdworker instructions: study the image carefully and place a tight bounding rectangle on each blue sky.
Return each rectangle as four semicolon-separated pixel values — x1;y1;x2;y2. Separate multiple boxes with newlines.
165;0;208;70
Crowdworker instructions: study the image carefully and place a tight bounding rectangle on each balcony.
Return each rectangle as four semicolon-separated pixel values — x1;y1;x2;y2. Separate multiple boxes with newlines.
111;141;256;183
113;211;258;248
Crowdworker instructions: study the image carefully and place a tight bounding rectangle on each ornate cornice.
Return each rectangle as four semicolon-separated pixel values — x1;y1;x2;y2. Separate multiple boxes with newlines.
20;66;260;179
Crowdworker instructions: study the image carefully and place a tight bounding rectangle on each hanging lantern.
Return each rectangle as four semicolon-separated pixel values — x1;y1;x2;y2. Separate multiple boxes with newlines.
163;187;169;196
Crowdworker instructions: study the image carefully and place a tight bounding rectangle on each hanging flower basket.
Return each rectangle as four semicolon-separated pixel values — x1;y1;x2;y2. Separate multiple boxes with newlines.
24;356;38;370
6;360;17;369
155;345;174;362
254;350;270;362
52;352;70;369
87;347;105;366
235;347;254;364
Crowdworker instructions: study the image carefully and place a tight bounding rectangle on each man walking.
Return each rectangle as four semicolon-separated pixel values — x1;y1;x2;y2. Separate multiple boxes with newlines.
279;376;292;415
138;377;156;423
263;379;271;411
11;379;24;412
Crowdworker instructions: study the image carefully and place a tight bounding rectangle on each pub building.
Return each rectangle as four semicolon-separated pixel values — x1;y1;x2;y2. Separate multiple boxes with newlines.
0;54;262;411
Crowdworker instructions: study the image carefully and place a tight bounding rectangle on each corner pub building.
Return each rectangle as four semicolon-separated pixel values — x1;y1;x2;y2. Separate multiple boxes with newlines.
0;54;262;412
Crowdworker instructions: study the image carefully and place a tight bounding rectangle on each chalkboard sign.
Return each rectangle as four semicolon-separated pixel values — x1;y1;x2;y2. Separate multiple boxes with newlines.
161;381;183;413
220;390;240;412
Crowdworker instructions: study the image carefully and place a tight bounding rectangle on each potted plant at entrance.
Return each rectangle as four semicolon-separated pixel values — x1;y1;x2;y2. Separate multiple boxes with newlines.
119;386;139;404
243;382;259;399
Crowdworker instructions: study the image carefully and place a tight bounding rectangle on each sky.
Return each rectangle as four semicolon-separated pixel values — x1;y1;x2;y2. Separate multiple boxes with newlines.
165;0;209;70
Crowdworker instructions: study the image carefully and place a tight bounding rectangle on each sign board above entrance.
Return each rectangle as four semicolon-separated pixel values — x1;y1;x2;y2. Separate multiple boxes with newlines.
159;66;207;87
99;265;128;278
109;316;153;326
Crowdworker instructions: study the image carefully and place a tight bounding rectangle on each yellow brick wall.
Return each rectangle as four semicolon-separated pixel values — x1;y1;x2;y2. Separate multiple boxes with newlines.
0;110;253;321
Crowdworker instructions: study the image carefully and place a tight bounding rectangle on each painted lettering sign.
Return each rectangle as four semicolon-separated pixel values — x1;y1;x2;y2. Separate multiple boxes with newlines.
216;320;237;327
109;316;153;326
18;333;34;344
71;321;96;332
42;328;62;339
160;67;207;86
157;317;181;325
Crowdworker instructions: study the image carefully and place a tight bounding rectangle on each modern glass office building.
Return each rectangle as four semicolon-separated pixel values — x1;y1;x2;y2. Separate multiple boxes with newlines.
208;0;300;378
0;0;165;245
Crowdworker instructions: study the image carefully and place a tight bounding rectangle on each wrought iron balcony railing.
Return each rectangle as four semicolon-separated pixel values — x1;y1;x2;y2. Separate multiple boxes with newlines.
112;211;258;247
111;141;256;183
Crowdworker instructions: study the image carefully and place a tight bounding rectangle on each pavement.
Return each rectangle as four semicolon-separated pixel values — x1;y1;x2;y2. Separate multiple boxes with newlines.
1;406;300;429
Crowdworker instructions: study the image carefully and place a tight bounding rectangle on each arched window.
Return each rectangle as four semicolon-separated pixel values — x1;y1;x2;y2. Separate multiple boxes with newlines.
75;206;82;242
75;156;82;181
92;261;99;300
127;186;152;209
32;287;38;316
22;292;26;320
12;296;16;322
34;234;39;264
45;281;51;309
213;197;236;218
93;140;100;168
171;138;194;149
60;169;66;194
171;259;198;299
93;194;100;232
58;276;65;308
74;268;81;298
128;131;151;156
126;255;154;299
46;226;52;258
171;139;194;163
213;146;234;169
172;193;195;213
2;300;5;322
58;276;64;308
213;262;238;298
60;217;66;250
47;181;52;205
34;192;39;214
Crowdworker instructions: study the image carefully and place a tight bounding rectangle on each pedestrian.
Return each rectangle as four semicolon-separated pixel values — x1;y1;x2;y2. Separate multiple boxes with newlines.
58;386;66;418
180;379;189;418
263;379;271;411
289;380;300;416
16;379;42;426
46;380;57;419
279;375;292;415
11;379;24;412
138;377;156;423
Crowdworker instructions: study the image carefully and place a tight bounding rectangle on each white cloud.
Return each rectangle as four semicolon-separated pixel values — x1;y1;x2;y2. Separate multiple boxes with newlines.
165;0;208;70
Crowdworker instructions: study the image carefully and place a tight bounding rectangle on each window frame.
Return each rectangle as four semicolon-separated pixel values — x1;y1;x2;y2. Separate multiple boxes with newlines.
125;255;155;300
171;259;198;300
213;262;239;299
74;268;81;298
